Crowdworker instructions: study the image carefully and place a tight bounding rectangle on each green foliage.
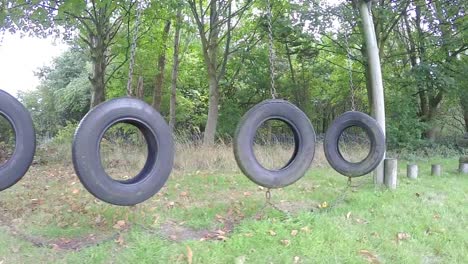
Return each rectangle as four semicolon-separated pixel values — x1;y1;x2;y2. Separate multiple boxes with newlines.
19;48;90;139
2;0;466;148
386;90;426;148
50;122;78;146
102;123;142;146
0;115;14;145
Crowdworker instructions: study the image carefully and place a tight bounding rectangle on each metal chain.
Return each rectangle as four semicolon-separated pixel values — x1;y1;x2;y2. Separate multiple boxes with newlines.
321;177;374;212
342;7;356;111
126;1;143;97
266;0;277;99
253;189;290;220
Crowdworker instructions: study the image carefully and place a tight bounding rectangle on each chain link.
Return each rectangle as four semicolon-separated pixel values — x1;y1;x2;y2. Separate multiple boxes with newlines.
342;7;356;111
266;0;277;99
126;2;143;97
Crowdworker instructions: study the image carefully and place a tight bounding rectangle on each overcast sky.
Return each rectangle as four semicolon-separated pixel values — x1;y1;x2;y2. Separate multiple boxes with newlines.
0;33;68;97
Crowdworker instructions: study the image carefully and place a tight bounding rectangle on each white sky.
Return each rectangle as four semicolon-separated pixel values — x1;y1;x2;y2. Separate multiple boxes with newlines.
0;33;68;97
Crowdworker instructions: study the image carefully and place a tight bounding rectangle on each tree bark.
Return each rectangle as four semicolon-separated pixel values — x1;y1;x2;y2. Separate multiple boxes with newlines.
204;72;220;145
461;95;468;132
188;0;249;145
136;76;144;99
152;21;171;111
169;9;182;131
89;35;107;108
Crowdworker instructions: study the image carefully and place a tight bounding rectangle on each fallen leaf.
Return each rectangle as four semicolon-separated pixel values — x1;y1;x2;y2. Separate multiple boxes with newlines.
280;239;291;246
215;214;224;220
235;256;246;264
243;192;252;196
11;246;20;253
293;256;300;264
268;230;277;236
113;220;126;230
291;230;298;236
51;244;61;251
115;234;125;246
72;189;80;194
186;246;193;264
300;226;310;233
355;218;369;224
396;232;411;243
346;212;352;219
319;201;328;208
217;235;228;241
180;191;188;197
359;250;380;264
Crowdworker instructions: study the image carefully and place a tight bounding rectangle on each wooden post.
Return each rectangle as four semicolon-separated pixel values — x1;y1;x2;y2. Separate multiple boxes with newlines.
431;165;441;176
359;1;386;186
384;159;397;189
407;164;418;179
459;163;468;174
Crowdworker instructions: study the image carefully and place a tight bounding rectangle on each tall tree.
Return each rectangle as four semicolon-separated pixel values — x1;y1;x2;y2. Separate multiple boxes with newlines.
152;20;171;111
169;7;182;130
188;0;252;145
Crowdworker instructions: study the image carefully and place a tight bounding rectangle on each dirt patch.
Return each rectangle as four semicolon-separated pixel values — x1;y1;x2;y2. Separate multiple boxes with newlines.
275;200;320;214
159;207;243;242
4;225;119;251
159;221;213;241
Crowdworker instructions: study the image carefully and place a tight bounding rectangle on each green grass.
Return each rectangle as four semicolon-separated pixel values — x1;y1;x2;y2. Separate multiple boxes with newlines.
0;159;467;263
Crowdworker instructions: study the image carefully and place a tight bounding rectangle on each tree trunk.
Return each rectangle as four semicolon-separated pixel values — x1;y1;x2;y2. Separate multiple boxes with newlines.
204;72;220;145
152;21;171;111
188;0;239;145
89;41;107;108
462;96;468;133
136;76;144;99
201;0;221;145
169;9;182;131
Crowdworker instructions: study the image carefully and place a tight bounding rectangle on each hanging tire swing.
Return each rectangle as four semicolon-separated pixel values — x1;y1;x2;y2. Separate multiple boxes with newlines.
0;90;36;191
324;111;385;177
72;98;174;206
234;99;316;188
232;1;315;189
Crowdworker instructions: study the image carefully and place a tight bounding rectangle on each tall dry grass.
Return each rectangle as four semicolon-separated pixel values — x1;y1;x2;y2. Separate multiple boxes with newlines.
38;135;331;178
35;120;376;178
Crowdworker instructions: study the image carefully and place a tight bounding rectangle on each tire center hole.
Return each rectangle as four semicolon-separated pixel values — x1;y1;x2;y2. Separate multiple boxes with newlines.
0;115;15;166
100;123;148;181
253;119;296;171
338;126;371;163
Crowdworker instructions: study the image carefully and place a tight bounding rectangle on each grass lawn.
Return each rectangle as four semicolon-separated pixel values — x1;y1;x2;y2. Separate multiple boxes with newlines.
0;158;466;263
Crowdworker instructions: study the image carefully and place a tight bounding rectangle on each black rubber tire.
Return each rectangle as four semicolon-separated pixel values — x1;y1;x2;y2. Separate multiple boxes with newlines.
324;111;385;177
234;99;316;188
72;98;174;206
0;90;36;191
